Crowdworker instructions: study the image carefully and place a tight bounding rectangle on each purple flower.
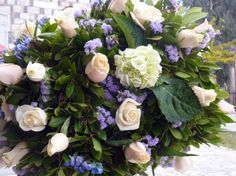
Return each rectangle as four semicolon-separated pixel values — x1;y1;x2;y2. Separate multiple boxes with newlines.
106;36;117;50
199;34;211;49
84;38;103;55
40;81;50;103
30;102;38;107
101;23;113;36
150;21;163;34
74;8;87;18
38;16;49;28
14;36;32;59
145;135;159;147
117;90;137;103
165;45;179;63
91;0;103;11
169;0;182;9
79;19;97;30
160;156;169;167
64;155;103;175
185;48;193;56
97;106;115;129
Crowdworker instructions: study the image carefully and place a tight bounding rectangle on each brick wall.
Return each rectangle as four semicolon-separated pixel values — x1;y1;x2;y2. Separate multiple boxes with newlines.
0;0;91;44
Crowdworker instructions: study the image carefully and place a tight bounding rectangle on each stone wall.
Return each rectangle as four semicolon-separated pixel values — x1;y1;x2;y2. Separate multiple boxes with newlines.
0;0;90;44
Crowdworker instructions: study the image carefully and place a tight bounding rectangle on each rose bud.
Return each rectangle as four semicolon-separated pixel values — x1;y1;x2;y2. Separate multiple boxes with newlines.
59;16;79;38
1;142;29;167
0;64;23;85
174;157;193;172
125;142;150;164
177;29;204;48
116;98;141;131
26;61;46;82
47;133;69;157
85;53;110;83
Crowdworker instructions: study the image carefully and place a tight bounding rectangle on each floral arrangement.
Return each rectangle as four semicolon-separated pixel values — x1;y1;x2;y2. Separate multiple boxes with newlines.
0;0;235;175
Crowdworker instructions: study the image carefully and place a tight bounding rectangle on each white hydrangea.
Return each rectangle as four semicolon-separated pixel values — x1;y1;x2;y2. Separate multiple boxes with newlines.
115;45;162;89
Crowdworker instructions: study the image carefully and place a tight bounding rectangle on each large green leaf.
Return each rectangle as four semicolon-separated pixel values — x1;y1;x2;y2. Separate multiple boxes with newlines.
111;14;147;48
152;78;203;122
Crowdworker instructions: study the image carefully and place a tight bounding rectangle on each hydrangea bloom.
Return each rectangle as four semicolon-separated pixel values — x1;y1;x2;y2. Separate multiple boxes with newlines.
115;45;162;89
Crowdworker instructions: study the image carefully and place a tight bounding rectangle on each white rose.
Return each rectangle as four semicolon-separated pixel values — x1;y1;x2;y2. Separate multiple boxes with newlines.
192;86;217;107
47;133;69;156
1;142;29;167
16;105;47;132
0;147;10;168
59;16;79;38
125;142;150;164
116;98;141;131
108;0;127;13
85;53;110;83
174;157;193;172
131;2;164;29
17;21;41;37
193;19;212;33
218;100;235;114
177;29;204;48
26;61;46;82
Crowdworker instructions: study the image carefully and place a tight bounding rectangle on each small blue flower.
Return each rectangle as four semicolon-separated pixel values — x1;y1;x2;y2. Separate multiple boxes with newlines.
97;106;115;129
38;16;49;28
101;23;113;36
14;36;32;59
106;36;116;50
84;38;103;55
150;21;163;34
165;45;179;63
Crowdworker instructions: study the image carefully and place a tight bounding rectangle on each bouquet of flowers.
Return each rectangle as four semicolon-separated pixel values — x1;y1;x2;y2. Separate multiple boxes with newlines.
0;0;234;175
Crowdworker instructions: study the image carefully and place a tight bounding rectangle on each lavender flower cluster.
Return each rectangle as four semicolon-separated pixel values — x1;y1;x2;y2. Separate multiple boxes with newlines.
38;16;49;29
97;106;115;129
150;21;163;34
102;75;121;101
14;36;32;59
169;0;182;9
160;156;175;168
91;0;104;11
40;81;50;103
64;155;103;175
165;45;180;63
79;19;97;30
143;135;159;154
84;38;103;55
199;27;217;49
117;90;148;104
74;8;88;18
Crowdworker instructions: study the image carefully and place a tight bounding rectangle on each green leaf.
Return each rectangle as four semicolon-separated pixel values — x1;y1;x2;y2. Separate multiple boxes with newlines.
60;117;70;135
158;148;197;156
175;72;191;79
92;138;102;160
107;139;133;147
49;117;67;128
56;75;71;85
183;11;208;25
170;128;183;140
66;84;74;98
58;169;65;176
111;14;147;48
152;78;203;122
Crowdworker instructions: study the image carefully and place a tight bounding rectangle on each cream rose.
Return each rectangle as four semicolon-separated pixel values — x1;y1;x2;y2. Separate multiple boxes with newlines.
116;98;141;131
16;105;47;132
193;19;212;33
0;146;10;168
26;61;46;82
47;133;69;156
218;100;235;114
17;21;40;37
192;86;217;107
125;142;150;164
1;142;29;167
59;16;79;38
0;64;23;85
177;29;204;48
85;53;110;83
174;157;193;172
130;2;164;29
108;0;127;13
